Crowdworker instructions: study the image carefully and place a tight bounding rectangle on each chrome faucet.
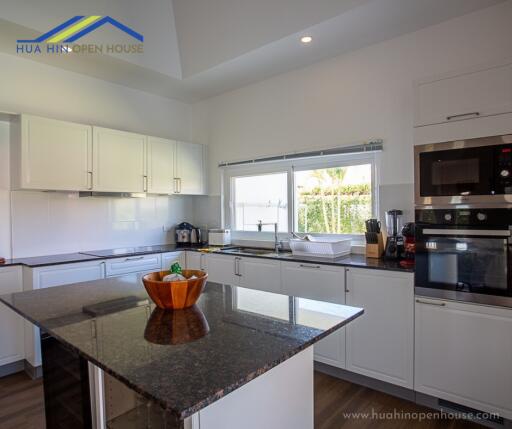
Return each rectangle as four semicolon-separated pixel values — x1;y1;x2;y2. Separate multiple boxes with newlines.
257;221;284;253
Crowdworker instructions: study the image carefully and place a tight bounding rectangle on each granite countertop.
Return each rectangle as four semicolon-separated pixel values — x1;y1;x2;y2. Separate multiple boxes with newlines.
219;250;414;273
0;244;414;272
0;276;363;420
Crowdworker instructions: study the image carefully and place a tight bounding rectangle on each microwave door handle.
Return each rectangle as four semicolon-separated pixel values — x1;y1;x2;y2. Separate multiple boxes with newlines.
422;228;511;237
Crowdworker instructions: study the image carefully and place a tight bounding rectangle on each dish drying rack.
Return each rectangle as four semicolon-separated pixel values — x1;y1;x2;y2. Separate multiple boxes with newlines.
289;235;351;258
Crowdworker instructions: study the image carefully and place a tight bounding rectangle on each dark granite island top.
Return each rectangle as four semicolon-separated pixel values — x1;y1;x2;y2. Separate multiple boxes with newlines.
0;275;363;427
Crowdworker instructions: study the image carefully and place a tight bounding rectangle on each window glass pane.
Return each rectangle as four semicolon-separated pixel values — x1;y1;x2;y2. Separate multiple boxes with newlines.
233;172;288;232
294;164;372;234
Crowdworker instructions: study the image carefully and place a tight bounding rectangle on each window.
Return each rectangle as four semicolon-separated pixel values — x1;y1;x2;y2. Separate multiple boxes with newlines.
294;164;372;234
225;153;378;236
232;172;288;232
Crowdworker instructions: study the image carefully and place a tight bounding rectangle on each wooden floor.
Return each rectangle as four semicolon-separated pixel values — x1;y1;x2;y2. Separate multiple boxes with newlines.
0;371;481;429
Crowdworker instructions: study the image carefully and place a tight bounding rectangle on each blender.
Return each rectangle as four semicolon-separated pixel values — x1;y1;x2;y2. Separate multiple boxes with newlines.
384;209;404;260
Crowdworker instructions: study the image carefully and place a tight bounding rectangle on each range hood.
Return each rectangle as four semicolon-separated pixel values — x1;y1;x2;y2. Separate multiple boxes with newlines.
78;192;149;198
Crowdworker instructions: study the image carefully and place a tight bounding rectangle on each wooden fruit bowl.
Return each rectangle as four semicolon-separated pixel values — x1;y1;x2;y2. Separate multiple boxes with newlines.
142;270;208;310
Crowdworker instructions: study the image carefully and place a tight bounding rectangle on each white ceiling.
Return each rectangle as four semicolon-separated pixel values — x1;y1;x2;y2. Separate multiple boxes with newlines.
0;0;506;101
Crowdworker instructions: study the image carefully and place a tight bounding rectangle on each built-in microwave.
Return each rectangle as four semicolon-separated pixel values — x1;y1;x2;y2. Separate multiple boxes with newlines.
414;134;512;206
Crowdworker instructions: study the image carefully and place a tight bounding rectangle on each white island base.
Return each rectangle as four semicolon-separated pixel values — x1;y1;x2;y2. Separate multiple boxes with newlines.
90;347;314;429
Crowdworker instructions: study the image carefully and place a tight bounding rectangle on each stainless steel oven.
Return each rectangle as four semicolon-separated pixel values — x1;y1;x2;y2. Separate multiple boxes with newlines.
415;208;512;308
414;134;512;206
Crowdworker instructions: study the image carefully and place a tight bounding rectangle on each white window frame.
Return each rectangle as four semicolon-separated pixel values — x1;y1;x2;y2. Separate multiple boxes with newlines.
222;152;380;242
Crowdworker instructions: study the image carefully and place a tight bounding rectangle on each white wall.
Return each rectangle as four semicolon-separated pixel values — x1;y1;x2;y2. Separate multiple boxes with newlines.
10;191;194;258
197;1;512;201
0;54;199;258
0;121;11;258
0;53;192;140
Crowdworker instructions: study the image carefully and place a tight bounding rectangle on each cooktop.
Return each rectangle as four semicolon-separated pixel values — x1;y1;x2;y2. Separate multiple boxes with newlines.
79;245;174;258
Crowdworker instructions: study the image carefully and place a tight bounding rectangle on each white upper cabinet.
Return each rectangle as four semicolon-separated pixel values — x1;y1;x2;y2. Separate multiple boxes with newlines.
345;268;414;388
415;298;512;419
10;114;206;194
175;141;205;195
415;61;512;127
92;127;147;193
11;114;92;191
147;137;176;194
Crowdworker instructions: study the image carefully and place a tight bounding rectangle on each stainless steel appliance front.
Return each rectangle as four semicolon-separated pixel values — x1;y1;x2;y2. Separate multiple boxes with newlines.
414;134;512;206
414;208;512;308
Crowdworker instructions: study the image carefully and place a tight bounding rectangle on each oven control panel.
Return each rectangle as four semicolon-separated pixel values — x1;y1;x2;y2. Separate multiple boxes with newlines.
496;145;512;194
415;208;512;227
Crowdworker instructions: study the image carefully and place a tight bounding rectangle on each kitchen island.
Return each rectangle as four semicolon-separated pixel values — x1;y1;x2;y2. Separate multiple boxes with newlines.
0;274;363;429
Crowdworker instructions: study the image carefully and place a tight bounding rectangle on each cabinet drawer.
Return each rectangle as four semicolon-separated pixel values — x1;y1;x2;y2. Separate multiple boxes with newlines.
34;260;105;289
281;262;345;304
105;254;161;277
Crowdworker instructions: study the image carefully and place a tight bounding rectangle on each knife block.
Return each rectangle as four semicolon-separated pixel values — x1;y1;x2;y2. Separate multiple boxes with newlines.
365;232;384;258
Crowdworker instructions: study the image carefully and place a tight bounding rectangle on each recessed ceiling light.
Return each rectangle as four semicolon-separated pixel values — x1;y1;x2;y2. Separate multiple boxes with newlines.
300;36;313;44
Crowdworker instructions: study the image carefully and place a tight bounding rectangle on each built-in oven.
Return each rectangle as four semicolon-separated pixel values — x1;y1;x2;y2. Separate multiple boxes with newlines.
414;134;512;206
415;208;512;308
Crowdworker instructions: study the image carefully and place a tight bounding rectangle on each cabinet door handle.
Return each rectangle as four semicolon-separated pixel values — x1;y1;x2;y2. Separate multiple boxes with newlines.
299;264;321;269
416;299;446;307
446;112;480;121
143;175;148;192
125;256;144;262
234;257;238;276
178;178;182;193
344;268;349;293
235;257;242;276
87;171;93;190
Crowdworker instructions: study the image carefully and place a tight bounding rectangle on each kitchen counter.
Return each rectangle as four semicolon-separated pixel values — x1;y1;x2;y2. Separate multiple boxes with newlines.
0;244;414;272
219;250;414;273
0;275;363;426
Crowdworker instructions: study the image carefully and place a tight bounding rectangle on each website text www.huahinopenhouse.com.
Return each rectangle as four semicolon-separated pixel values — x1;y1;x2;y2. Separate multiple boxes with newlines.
342;408;499;422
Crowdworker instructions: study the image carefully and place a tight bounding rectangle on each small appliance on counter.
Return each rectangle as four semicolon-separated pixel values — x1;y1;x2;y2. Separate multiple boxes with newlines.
175;222;193;244
384;209;404;260
0;257;5;264
364;218;384;258
175;222;204;246
208;229;231;246
400;222;415;268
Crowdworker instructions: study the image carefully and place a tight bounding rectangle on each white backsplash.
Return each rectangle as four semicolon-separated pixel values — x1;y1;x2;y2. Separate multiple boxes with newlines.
11;191;195;258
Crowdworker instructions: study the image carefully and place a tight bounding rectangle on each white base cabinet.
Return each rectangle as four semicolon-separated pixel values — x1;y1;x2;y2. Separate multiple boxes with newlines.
24;260;106;368
415;298;512;419
186;251;208;271
281;262;346;368
205;253;281;294
162;251;186;271
345;268;414;388
238;257;281;294
0;266;25;366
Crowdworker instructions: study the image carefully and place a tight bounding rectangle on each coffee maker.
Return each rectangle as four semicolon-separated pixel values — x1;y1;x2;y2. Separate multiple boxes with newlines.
384;209;404;260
